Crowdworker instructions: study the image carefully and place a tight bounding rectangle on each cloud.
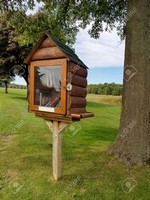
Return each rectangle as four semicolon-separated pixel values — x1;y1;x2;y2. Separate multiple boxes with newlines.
74;28;125;68
26;1;44;15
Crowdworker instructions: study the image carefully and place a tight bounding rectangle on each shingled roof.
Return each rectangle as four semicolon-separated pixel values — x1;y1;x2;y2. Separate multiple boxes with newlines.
25;33;88;69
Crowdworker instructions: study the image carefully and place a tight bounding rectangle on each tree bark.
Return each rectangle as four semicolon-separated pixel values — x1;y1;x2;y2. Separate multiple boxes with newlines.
23;72;28;99
110;0;150;166
4;81;8;94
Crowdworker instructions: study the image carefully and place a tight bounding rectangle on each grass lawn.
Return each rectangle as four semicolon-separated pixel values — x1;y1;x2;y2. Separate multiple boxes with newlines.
87;94;122;105
0;88;149;200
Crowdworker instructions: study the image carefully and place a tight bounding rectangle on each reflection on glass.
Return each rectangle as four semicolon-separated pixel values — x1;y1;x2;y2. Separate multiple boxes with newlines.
34;66;62;108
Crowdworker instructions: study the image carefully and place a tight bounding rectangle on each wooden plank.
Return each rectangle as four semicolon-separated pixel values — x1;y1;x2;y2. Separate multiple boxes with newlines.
44;117;72;123
53;121;62;180
69;108;86;114
58;122;69;134
24;34;47;64
70;85;87;97
35;112;72;122
40;38;56;48
69;97;87;108
46;121;68;134
71;112;94;119
35;111;66;118
81;112;94;118
31;47;66;60
71;74;87;88
71;113;81;119
46;120;54;133
70;62;88;78
46;120;69;180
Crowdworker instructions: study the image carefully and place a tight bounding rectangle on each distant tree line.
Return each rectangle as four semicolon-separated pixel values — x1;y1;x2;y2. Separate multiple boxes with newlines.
0;83;27;89
87;83;123;96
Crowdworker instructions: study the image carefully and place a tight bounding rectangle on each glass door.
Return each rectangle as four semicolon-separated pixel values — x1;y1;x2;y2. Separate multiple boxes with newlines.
30;59;67;114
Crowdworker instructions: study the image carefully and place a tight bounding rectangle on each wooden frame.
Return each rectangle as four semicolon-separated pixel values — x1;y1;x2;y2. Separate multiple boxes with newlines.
29;59;67;114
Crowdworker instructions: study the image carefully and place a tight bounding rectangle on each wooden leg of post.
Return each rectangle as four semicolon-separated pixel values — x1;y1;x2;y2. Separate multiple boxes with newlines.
53;121;61;180
46;120;69;180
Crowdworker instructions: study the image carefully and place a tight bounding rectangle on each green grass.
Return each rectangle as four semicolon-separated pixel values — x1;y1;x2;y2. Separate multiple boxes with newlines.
0;88;149;200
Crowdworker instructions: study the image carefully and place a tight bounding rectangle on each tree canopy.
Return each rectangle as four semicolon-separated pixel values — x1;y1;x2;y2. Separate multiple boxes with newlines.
1;0;128;46
0;0;36;12
0;18;32;85
0;0;79;88
41;0;127;38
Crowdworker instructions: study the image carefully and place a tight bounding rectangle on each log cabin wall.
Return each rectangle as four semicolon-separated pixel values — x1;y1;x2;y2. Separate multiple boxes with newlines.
31;37;66;61
28;65;30;112
67;61;88;114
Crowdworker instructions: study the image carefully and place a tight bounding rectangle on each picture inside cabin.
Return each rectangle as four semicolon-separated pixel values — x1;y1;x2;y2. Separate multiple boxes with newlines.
34;66;62;108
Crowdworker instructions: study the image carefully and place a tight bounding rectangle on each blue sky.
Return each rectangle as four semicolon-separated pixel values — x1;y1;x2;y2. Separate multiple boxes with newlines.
88;67;123;84
13;8;125;85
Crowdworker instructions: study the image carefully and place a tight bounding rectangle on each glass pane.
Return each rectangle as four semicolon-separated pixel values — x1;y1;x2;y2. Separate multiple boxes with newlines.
34;66;62;108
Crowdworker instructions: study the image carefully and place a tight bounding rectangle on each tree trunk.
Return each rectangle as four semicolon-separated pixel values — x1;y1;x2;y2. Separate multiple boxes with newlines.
110;0;150;166
23;73;28;99
4;81;8;94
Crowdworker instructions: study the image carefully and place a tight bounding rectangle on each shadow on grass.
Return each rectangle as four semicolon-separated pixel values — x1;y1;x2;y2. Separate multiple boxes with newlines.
87;101;119;107
11;96;27;101
85;126;118;142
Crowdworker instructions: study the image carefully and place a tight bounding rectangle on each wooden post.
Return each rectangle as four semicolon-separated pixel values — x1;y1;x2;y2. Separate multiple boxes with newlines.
46;120;69;180
53;121;61;180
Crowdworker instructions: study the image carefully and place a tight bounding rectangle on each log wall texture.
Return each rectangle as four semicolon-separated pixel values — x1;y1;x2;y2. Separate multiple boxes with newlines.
41;38;56;48
32;47;66;60
67;61;88;114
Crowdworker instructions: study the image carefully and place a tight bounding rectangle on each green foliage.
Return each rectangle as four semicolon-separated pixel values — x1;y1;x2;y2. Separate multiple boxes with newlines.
9;9;78;46
2;0;127;46
0;76;12;86
88;83;123;96
41;0;127;39
0;0;36;12
0;18;32;84
0;0;78;46
8;83;27;89
112;86;123;96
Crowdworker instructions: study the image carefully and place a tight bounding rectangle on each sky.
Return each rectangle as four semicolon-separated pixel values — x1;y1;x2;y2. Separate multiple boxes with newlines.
13;4;125;86
74;27;124;84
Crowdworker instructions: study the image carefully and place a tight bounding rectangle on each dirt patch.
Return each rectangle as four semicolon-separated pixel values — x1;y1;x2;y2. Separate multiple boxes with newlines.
0;135;17;151
0;135;16;144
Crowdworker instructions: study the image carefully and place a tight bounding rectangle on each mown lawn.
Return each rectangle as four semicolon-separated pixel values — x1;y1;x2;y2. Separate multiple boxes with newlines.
0;88;149;200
